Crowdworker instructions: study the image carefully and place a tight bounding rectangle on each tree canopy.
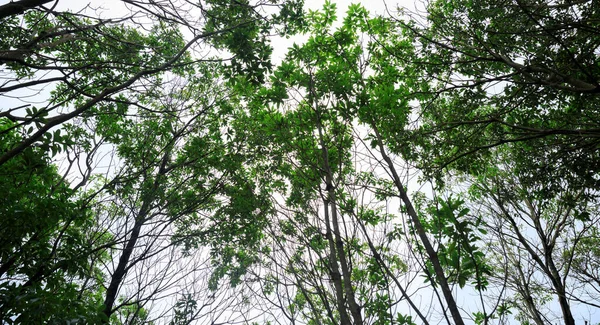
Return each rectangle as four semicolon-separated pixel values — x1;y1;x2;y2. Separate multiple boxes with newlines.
1;0;599;324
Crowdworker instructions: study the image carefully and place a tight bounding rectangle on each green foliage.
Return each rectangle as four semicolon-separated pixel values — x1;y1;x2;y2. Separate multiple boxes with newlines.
389;0;600;193
111;298;152;325
418;196;491;289
170;295;198;325
396;314;416;325
0;11;196;163
0;119;105;323
206;0;305;84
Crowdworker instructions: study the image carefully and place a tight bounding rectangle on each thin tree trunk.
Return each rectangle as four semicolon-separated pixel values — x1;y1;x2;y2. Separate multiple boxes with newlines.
322;200;352;325
546;252;576;325
102;149;171;321
371;124;465;325
101;205;148;321
307;71;363;325
315;108;363;325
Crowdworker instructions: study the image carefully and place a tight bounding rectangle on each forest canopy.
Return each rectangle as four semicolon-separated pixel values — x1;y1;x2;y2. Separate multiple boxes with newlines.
1;0;599;324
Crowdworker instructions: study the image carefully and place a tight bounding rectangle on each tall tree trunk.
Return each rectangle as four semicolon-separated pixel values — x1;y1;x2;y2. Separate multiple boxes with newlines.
322;199;352;325
546;250;575;325
371;125;466;325
309;72;363;325
101;204;149;321
316;120;363;325
327;188;363;325
102;150;170;321
493;191;575;325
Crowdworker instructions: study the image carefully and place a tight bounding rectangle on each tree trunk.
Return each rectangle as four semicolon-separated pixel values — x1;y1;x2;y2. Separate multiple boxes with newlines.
372;125;465;325
101;209;147;321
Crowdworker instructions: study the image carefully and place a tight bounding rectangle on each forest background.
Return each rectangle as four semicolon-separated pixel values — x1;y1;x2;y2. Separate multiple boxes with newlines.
1;0;599;324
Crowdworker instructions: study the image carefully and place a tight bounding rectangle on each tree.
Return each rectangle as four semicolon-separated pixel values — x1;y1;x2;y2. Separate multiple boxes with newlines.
222;3;399;324
1;0;304;323
222;3;491;325
377;0;600;324
0;0;304;166
220;1;600;324
384;0;600;189
0;118;107;323
460;148;600;324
